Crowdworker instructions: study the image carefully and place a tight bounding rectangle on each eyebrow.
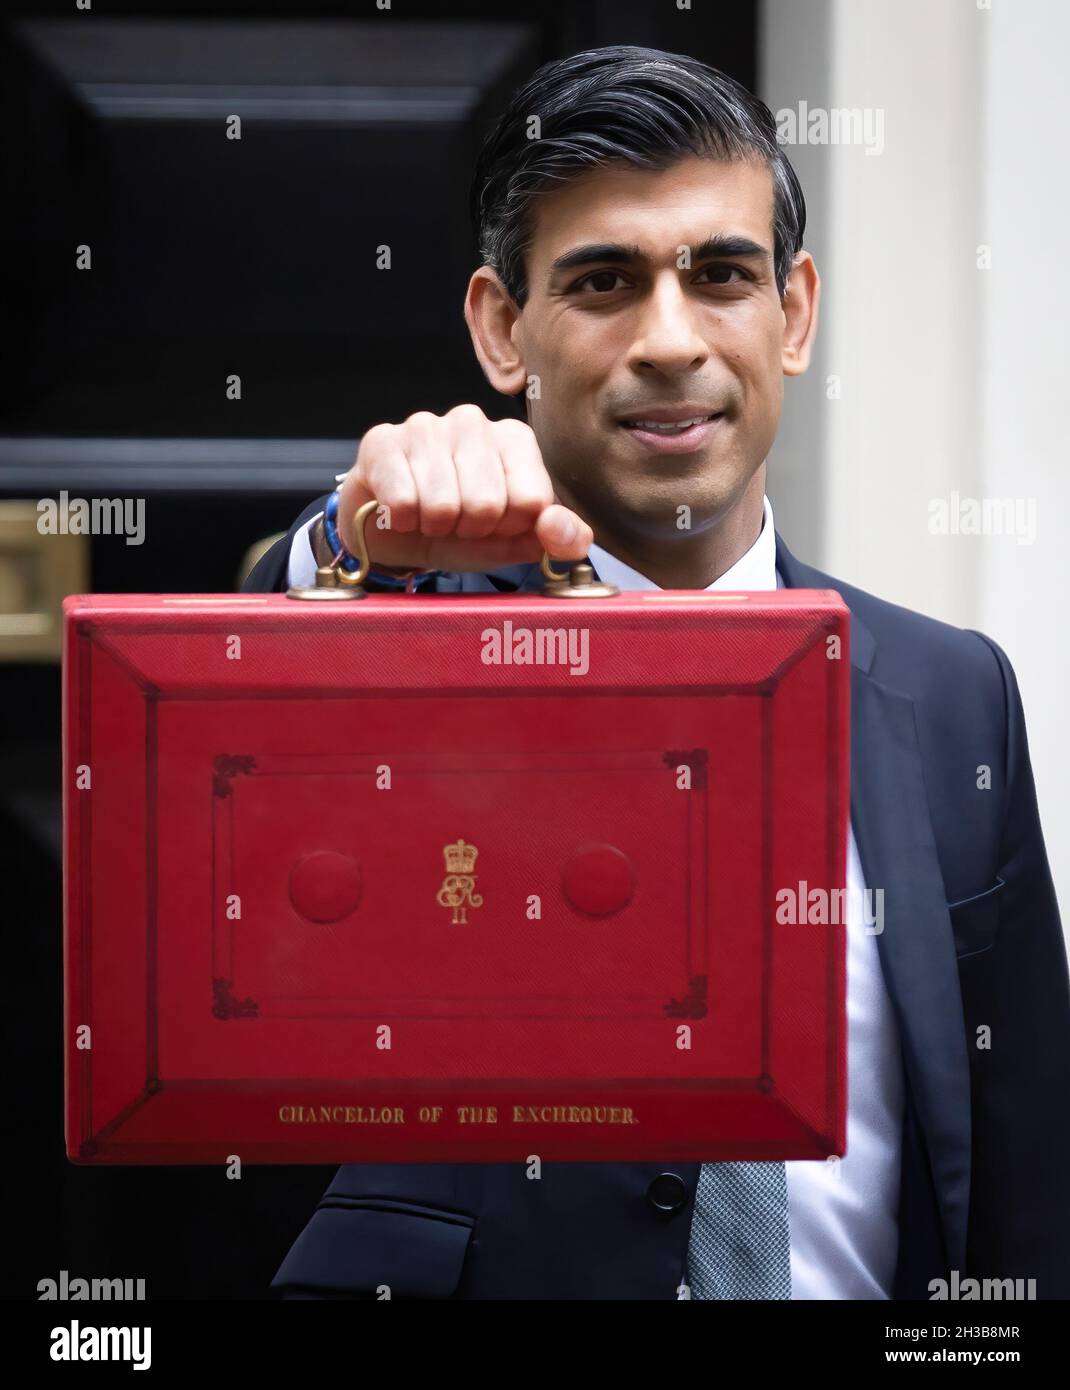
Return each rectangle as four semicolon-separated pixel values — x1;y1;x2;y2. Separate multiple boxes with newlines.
549;234;771;276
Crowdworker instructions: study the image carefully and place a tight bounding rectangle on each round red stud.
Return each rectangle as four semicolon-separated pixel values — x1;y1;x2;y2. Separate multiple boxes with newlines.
288;850;362;923
561;843;635;917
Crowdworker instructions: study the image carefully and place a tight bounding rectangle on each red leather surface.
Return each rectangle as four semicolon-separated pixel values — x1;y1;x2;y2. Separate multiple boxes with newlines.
63;589;849;1164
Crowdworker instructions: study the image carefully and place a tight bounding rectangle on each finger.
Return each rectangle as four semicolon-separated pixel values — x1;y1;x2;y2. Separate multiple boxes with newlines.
403;411;462;539
338;429;415;555
354;428;420;536
534;503;594;561
448;407;508;541
495;418;555;538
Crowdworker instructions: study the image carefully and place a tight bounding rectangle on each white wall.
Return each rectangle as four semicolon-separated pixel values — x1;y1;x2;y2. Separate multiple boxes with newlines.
762;0;1068;925
977;1;1068;923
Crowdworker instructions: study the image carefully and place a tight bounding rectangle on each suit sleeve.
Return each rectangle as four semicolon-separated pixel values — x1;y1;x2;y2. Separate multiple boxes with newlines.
965;631;1070;1296
240;493;332;593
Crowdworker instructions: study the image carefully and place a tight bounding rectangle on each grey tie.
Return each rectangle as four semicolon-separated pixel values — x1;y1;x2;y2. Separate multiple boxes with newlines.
684;1161;792;1299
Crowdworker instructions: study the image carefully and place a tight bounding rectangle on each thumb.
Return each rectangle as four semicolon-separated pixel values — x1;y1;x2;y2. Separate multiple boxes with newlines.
534;504;594;561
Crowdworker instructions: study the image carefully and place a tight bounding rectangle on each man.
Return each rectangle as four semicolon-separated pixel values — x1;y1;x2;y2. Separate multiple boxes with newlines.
242;46;1070;1300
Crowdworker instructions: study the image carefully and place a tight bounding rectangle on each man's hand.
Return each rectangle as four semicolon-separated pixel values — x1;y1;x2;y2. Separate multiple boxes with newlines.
335;404;593;573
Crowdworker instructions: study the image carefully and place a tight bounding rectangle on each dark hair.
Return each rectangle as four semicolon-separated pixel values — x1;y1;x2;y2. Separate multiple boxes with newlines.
470;45;806;305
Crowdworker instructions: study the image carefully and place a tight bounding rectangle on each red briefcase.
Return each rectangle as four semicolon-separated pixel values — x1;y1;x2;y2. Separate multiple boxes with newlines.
63;559;849;1165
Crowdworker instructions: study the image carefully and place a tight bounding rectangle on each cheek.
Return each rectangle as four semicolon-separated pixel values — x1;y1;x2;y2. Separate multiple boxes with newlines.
538;343;602;404
721;321;785;403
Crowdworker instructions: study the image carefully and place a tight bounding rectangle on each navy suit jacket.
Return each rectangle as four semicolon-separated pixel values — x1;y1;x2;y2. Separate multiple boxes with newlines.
242;495;1070;1300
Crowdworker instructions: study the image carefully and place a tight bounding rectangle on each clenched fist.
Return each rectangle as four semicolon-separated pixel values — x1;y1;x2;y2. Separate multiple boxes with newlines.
335;404;594;573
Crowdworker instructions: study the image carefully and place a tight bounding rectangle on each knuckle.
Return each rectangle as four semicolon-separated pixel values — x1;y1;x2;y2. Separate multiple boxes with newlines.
356;421;395;455
364;456;412;499
496;421;546;477
421;499;460;531
507;489;550;516
448;402;487;425
464;498;505;526
372;477;417;514
404;410;441;432
493;415;536;442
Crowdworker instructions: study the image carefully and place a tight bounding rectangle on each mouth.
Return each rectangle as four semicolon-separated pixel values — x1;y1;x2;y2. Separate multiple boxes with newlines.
616;410;725;452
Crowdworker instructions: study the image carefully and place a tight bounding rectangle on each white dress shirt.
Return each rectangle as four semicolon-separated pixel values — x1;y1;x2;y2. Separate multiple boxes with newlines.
289;512;324;589
289;495;905;1299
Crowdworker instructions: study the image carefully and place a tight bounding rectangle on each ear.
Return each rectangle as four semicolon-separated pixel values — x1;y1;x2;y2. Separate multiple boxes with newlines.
464;267;528;395
781;250;821;377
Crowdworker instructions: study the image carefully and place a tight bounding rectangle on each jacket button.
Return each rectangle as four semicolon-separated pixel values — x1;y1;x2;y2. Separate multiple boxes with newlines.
647;1172;688;1213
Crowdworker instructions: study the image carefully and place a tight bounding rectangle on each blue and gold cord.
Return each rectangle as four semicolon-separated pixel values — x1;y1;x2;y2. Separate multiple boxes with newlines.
322;489;437;591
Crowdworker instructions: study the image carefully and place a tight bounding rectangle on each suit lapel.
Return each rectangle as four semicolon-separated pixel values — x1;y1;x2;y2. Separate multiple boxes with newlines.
775;531;970;1273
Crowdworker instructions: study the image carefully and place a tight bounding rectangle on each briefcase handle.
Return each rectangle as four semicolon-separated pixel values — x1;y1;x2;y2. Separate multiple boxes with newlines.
288;498;619;600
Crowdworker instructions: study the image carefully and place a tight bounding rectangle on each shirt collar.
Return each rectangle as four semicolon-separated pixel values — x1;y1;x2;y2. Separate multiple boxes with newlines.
586;495;777;592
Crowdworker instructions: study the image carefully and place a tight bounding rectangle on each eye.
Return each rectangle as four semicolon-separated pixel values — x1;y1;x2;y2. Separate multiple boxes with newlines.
573;269;630;294
694;263;751;286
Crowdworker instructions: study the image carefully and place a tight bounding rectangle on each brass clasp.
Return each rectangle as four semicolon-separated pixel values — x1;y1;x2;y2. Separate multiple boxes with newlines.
540;553;619;599
286;498;379;601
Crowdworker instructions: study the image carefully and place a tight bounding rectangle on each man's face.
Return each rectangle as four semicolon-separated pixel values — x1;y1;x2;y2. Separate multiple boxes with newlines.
513;155;789;540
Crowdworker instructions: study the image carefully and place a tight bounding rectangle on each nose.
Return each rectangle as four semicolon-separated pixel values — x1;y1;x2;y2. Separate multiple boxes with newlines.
626;273;710;377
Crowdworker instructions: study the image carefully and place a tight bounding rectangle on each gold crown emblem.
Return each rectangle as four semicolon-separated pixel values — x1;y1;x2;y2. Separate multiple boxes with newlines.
442;839;478;874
